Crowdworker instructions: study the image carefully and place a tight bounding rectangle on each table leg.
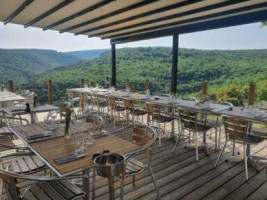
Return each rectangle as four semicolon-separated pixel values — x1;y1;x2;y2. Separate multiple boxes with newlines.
83;169;90;200
31;113;38;124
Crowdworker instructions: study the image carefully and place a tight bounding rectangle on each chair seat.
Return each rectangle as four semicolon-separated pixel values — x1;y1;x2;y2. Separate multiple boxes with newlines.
231;134;265;144
125;158;144;175
130;109;147;116
152;115;174;123
114;106;125;111
3;155;45;174
22;180;85;200
252;127;267;136
70;97;80;103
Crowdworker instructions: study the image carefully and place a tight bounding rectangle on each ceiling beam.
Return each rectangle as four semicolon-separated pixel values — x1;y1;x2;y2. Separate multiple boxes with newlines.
59;0;160;33
43;0;114;31
75;0;204;36
88;0;248;37
110;10;267;44
24;0;75;28
4;0;34;25
104;2;267;39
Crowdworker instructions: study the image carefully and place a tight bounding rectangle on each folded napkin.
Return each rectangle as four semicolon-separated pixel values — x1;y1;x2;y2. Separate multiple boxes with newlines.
27;134;51;140
54;153;86;165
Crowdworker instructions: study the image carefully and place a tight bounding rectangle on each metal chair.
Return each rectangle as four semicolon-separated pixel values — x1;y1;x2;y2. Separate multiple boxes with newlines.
67;89;80;107
146;103;175;147
173;109;213;161
99;124;161;200
76;114;105;133
107;96;125;128
215;116;265;180
123;99;147;125
0;152;86;200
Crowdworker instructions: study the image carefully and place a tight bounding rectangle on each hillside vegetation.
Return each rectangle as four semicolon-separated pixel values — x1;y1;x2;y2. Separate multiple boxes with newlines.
0;49;81;84
66;49;109;60
24;47;267;105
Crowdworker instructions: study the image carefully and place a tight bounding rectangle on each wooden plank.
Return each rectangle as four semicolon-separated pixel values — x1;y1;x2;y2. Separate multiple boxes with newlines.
181;147;267;200
28;184;51;200
37;182;65;200
23;156;38;171
203;166;267;200
224;168;267;200
246;181;267;200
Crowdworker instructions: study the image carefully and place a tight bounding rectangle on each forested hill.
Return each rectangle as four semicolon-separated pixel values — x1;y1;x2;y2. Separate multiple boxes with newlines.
29;47;267;105
66;49;109;60
0;49;82;84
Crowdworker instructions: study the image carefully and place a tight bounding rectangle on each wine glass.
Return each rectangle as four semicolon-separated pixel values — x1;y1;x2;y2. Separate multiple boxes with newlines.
73;133;85;154
243;99;249;109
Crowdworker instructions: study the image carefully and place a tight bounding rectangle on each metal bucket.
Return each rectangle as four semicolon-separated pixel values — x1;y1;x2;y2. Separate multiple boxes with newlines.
93;151;124;178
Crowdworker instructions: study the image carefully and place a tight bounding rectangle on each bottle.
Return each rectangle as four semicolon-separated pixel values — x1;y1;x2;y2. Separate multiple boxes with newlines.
26;103;31;112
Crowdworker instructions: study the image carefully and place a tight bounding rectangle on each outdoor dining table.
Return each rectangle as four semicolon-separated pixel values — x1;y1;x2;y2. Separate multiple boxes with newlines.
0;91;26;107
9;121;140;200
149;98;267;169
2;104;59;124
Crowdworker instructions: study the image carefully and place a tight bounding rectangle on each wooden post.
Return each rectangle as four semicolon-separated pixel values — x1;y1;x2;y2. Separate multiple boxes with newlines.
171;34;179;95
202;81;208;100
48;80;53;105
249;82;255;105
145;79;150;91
8;80;14;92
111;43;116;88
80;79;85;88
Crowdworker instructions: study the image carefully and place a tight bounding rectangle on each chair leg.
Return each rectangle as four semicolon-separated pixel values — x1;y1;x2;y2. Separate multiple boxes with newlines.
148;167;161;200
173;129;183;153
195;132;199;161
132;175;136;187
215;140;227;167
244;144;249;181
92;168;96;199
120;174;125;200
233;140;235;156
158;122;161;147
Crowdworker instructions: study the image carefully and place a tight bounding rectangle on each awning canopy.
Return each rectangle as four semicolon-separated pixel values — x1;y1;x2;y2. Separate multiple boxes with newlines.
1;0;267;44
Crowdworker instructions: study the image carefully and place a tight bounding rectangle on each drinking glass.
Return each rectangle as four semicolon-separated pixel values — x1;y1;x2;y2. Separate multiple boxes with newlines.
243;99;249;109
73;133;85;154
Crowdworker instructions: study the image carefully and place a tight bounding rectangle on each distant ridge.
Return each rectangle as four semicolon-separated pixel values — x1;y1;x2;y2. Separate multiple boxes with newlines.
66;49;110;60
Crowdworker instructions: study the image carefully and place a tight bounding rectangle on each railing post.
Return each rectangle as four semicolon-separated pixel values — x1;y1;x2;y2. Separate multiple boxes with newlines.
48;80;54;105
202;81;208;100
249;82;255;105
145;79;150;91
80;79;85;88
8;80;14;92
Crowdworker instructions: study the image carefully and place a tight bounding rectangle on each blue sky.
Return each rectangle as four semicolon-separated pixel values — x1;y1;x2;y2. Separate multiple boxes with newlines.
0;22;266;52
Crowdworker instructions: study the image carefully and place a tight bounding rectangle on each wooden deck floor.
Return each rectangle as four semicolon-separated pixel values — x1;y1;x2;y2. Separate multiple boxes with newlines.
0;118;266;200
91;137;267;200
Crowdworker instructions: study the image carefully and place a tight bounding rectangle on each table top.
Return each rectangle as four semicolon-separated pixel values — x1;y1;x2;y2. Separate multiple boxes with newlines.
9;122;140;177
2;104;59;115
0;92;25;103
149;98;267;123
10;121;92;144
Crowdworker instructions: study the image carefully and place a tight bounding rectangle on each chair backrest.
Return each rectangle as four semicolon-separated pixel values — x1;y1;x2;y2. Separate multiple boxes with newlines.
107;96;116;107
146;103;160;116
179;109;198;130
132;126;154;146
0;172;20;200
85;115;104;130
124;99;135;110
223;117;249;140
67;90;74;100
